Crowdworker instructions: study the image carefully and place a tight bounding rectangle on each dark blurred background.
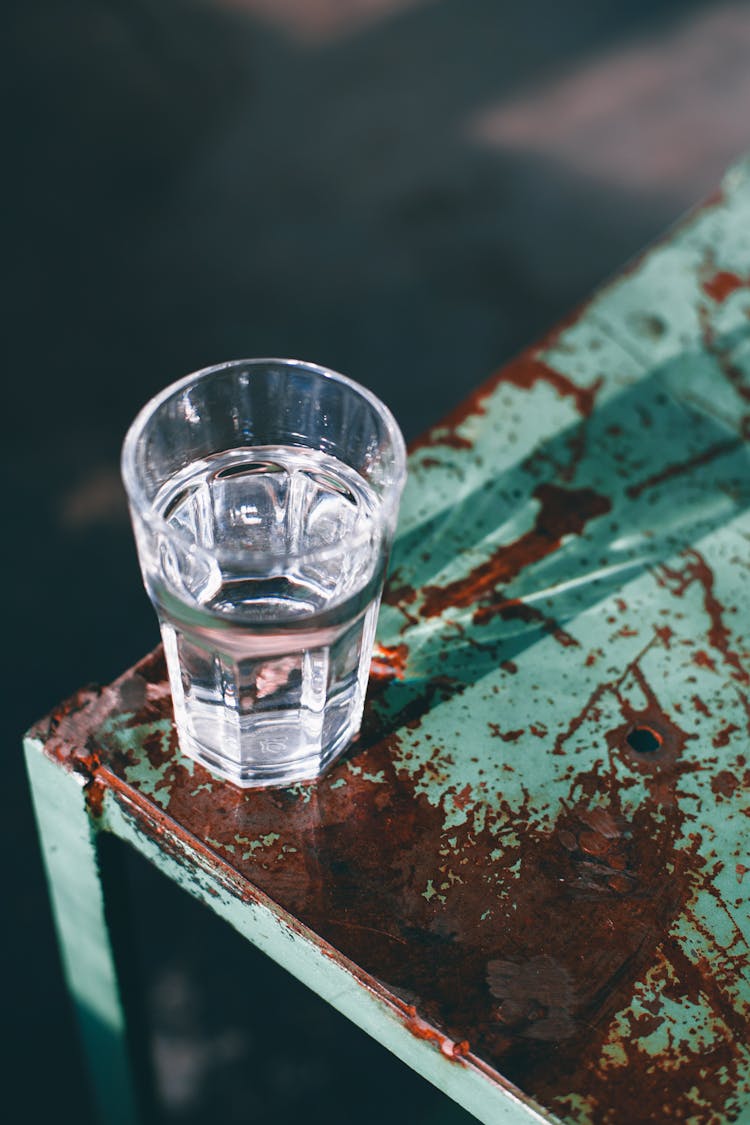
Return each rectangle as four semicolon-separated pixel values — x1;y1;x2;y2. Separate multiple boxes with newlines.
6;1;750;1121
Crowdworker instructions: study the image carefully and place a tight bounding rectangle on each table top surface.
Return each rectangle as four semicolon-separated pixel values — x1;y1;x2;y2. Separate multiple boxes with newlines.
34;160;750;1124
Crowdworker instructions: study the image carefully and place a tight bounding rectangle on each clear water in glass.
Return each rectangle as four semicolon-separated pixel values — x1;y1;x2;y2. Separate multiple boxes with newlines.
153;445;385;786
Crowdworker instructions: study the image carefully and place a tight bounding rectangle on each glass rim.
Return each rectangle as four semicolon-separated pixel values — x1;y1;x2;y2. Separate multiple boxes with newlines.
121;357;408;568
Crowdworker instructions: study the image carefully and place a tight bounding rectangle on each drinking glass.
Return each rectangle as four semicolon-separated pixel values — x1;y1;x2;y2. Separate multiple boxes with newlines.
122;359;406;787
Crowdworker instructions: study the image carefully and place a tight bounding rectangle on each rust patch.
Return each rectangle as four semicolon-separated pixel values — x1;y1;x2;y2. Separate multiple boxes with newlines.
496;359;603;482
410;374;501;450
452;783;473;810
625;437;739;500
488;725;524;742
693;649;717;672
371;643;410;681
711;770;740;799
713;723;739;748
45;637;740;1124
381;579;419;629
472;596;580;645
658;550;749;685
31;565;749;1125
691;694;711;718
84;776;106;820
410;316;599;454
702;270;745;303
497;356;601;419
400;1003;471;1059
605;667;696;808
488;954;576;1042
655;625;673;647
419;484;611;620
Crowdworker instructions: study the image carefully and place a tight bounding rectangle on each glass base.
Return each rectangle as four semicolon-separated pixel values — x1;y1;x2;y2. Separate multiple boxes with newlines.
175;721;357;788
160;593;378;791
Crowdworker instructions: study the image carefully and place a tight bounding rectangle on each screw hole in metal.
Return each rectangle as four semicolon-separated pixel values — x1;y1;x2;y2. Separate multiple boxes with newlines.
626;725;663;755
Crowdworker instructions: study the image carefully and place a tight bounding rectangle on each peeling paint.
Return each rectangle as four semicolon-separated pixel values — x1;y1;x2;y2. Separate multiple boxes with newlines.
27;159;750;1125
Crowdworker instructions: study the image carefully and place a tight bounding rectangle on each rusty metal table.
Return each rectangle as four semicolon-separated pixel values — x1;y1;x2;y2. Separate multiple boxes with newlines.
26;160;750;1125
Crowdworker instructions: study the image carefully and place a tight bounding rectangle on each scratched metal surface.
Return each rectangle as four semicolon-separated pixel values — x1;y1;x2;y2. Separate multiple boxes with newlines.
34;159;750;1124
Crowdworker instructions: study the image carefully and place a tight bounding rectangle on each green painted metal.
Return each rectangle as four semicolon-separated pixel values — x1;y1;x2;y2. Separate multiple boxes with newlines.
24;741;143;1125
106;762;554;1124
25;156;750;1124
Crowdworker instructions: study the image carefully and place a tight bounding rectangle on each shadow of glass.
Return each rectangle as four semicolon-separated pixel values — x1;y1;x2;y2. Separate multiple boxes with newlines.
362;328;750;742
